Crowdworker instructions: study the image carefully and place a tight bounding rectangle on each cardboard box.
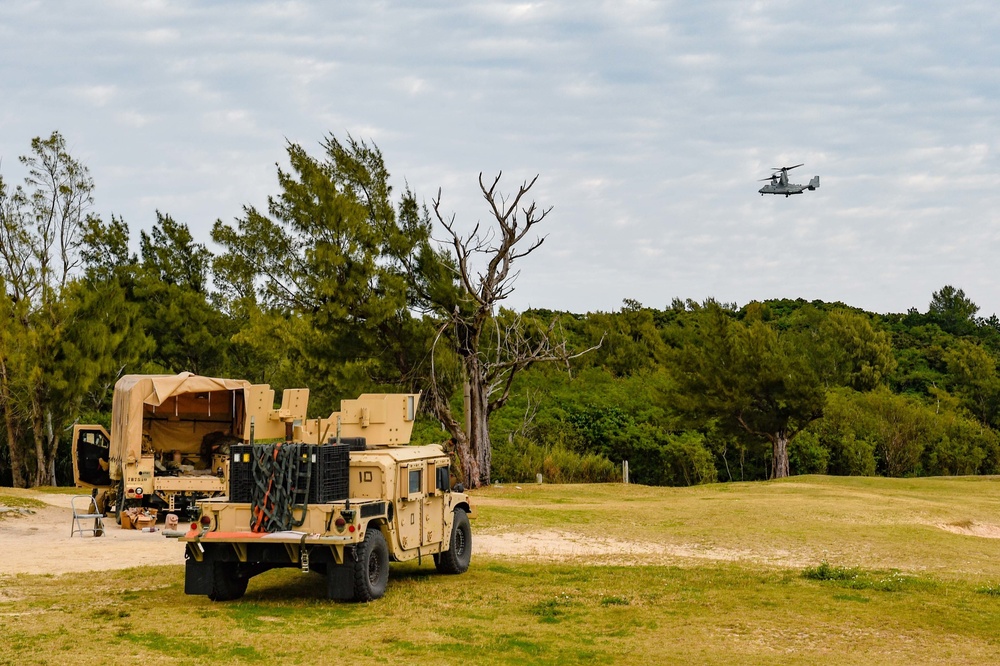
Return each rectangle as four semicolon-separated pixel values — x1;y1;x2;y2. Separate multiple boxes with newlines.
134;508;158;529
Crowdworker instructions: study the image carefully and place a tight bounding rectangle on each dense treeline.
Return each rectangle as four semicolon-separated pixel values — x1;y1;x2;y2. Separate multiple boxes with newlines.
488;291;1000;484
3;132;999;488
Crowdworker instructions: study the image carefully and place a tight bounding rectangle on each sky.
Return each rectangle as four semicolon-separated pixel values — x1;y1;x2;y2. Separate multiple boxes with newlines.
2;1;999;317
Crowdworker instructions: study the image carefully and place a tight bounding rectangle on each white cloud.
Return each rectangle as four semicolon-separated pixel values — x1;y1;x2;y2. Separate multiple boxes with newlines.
394;76;429;96
73;85;117;107
115;110;153;128
1;0;999;316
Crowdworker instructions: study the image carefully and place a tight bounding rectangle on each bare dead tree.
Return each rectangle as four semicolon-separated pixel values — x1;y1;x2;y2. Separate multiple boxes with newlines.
427;173;600;487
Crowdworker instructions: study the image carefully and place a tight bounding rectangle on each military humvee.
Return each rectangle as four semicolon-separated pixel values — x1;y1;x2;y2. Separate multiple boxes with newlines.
182;393;473;602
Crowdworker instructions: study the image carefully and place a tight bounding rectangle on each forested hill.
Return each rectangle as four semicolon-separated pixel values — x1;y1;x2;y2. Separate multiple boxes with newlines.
486;289;1000;486
3;132;998;489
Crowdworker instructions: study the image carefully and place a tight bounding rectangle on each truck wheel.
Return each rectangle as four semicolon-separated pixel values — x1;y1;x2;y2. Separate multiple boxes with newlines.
209;563;248;602
435;509;471;575
352;528;389;601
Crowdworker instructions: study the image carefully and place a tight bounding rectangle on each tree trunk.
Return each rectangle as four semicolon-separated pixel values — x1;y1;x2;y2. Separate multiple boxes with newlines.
467;371;491;487
423;381;479;488
45;409;58;486
3;416;28;488
0;358;28;488
32;423;47;486
30;389;56;487
2;418;28;488
771;430;790;479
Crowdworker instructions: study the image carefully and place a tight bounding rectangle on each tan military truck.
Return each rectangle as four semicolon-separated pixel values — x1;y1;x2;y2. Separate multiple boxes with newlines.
182;394;473;602
73;372;309;522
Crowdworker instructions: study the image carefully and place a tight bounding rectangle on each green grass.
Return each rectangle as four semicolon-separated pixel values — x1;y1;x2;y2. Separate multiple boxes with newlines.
477;475;1000;578
3;475;1000;664
0;493;46;509
2;560;999;665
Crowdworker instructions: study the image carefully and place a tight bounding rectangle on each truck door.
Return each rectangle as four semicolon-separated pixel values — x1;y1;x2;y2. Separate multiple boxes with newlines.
72;424;112;488
422;460;447;546
396;462;424;550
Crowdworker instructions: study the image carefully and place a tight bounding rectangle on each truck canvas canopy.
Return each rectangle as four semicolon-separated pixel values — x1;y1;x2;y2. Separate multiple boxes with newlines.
109;372;251;480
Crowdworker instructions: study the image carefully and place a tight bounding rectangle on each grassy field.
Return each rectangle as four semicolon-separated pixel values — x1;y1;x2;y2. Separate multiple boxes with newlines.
3;476;1000;664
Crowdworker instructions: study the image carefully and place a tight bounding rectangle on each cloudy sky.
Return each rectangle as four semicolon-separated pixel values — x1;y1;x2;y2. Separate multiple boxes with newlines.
2;1;998;316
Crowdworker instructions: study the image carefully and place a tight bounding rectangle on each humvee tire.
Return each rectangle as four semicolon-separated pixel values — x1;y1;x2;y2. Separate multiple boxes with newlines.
352;528;389;601
435;509;471;574
209;563;249;602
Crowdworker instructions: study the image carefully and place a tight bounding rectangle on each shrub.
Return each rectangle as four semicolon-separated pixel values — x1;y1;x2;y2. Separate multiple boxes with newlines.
788;431;830;475
491;436;617;484
661;432;718;486
803;562;927;592
922;413;992;475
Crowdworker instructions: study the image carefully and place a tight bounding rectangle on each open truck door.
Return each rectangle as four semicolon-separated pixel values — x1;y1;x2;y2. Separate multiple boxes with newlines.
72;424;112;513
73;424;112;489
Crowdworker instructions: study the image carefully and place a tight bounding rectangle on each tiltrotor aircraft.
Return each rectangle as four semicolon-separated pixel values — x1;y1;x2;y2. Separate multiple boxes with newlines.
758;164;820;196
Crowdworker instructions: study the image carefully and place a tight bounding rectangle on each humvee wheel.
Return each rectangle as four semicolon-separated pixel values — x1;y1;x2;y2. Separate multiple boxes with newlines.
352;528;389;601
435;509;471;575
209;563;248;602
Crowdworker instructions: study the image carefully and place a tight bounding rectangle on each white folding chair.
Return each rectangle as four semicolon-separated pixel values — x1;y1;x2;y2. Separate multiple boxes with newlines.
70;494;105;537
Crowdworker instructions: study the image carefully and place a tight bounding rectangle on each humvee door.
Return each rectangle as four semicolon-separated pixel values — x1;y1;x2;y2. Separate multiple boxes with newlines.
73;424;112;488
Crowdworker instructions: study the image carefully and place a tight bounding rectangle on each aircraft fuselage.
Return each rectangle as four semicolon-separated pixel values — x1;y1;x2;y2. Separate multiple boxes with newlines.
759;175;820;196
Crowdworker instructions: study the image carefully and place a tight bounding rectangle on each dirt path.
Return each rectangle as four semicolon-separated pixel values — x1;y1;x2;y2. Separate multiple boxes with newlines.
3;491;998;577
0;493;186;576
1;491;754;576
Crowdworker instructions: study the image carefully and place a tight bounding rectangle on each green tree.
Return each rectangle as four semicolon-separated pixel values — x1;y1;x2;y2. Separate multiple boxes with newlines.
857;389;935;476
136;212;230;375
817;310;896;391
212;135;436;411
944;339;1000;427
672;304;825;478
928;285;979;336
77;214;151;413
583;300;666;377
0;132;95;485
0;132;142;485
806;389;878;476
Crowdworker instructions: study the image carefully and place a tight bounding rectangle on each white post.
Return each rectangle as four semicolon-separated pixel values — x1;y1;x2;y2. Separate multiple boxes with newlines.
623;460;629;484
536;473;543;484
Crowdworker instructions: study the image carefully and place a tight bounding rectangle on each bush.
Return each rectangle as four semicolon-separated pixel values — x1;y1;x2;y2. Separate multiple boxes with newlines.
833;435;878;476
788;431;830;475
805;389;877;476
491;436;617;484
923;413;992;475
803;561;926;592
661;432;718;486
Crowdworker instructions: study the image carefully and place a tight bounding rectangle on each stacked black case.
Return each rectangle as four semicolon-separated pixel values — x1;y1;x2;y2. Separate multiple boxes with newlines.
228;442;351;504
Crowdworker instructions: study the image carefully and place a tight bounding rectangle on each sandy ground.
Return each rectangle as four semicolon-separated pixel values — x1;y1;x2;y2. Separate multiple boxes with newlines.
2;491;998;577
0;491;751;576
936;520;1000;539
0;493;188;576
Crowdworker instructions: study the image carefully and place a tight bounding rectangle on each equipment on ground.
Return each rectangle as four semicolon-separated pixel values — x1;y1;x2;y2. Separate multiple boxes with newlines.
758;164;820;197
